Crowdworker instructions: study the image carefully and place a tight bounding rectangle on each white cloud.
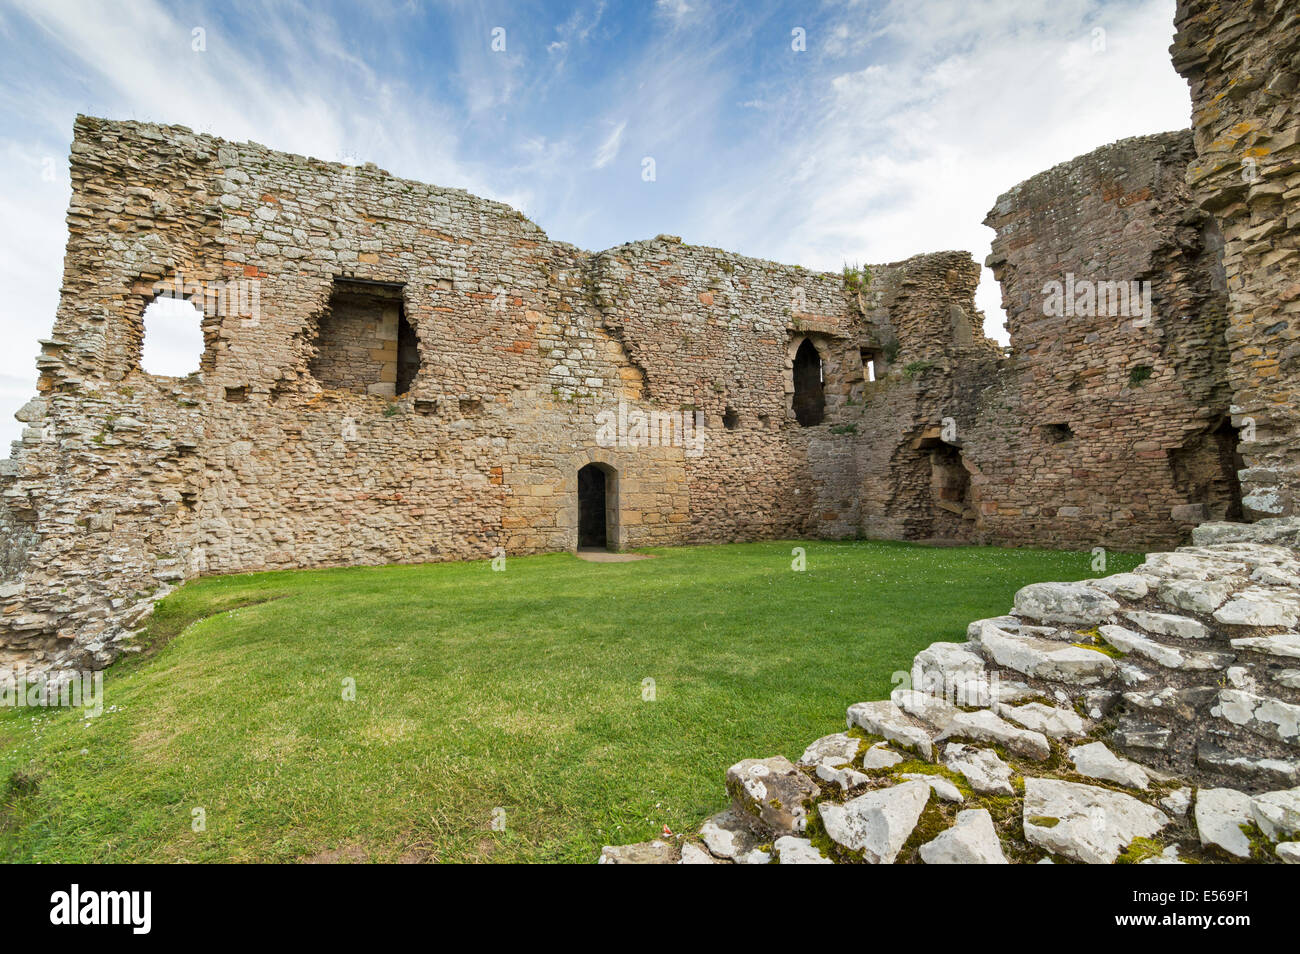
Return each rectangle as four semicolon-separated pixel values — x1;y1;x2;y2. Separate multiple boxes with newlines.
670;0;1191;344
654;0;695;27
140;298;206;378
592;119;627;169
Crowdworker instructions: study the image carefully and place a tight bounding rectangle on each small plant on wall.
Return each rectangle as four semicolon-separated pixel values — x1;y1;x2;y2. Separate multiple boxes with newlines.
1128;364;1153;387
842;262;871;296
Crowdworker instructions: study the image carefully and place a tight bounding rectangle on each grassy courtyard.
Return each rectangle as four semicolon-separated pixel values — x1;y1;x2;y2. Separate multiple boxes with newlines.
0;540;1140;863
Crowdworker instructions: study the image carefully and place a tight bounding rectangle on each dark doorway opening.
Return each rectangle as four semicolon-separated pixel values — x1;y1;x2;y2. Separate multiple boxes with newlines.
793;338;825;426
1169;417;1244;521
1213;418;1246;522
578;464;608;549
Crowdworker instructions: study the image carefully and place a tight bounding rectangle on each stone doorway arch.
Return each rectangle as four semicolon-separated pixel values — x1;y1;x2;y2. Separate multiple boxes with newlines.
577;462;619;550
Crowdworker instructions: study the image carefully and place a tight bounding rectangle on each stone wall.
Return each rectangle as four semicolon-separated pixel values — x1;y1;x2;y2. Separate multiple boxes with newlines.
967;130;1238;550
1172;0;1300;519
597;0;1300;869
0;117;984;673
0;91;1271;676
844;253;1002;542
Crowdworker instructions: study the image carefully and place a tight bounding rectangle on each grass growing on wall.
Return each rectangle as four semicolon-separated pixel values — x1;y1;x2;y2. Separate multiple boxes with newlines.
0;540;1140;863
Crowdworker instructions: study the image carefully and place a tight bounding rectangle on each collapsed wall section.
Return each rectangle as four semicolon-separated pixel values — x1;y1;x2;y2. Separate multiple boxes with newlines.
840;252;1000;542
1173;0;1300;519
588;239;985;543
968;130;1236;550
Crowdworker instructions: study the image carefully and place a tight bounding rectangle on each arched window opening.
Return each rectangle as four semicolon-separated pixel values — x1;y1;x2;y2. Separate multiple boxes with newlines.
723;406;739;430
793;338;825;426
141;295;205;377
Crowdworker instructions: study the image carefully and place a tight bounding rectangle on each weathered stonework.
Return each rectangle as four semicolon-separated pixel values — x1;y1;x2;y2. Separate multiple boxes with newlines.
0;102;1264;676
968;130;1238;549
0;117;1002;673
594;0;1300;866
1172;0;1300;519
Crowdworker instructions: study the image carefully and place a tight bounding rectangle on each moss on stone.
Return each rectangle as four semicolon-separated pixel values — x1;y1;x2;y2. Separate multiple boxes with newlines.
1115;836;1167;864
896;799;951;862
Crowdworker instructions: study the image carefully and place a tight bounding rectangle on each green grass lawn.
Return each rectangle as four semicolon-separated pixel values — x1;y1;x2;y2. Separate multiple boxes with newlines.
0;539;1140;863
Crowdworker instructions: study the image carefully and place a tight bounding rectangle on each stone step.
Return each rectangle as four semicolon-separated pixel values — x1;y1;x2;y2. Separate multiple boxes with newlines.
936;707;1051;760
1022;777;1170;864
846;700;934;760
972;621;1117;686
1230;633;1300;659
1210;688;1300;747
1099;623;1234;670
1011;581;1120;626
1123;610;1209;640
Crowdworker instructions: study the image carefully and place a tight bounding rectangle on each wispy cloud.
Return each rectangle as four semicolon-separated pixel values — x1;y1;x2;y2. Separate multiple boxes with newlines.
591;119;627;169
650;0;1190;343
654;0;695;27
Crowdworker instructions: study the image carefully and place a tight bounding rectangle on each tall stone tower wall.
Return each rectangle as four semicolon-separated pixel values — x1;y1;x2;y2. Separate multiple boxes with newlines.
969;130;1237;550
1173;0;1300;519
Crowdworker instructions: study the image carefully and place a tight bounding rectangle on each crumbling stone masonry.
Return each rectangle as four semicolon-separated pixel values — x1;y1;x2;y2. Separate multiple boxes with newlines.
0;102;1264;676
968;130;1238;549
599;0;1300;868
1173;0;1300;519
0;116;1004;674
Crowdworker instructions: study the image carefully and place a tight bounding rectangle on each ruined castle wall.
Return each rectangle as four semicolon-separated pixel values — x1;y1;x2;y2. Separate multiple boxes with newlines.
967;131;1236;550
1173;0;1300;520
842;253;1001;542
591;239;836;542
589;238;920;543
0;110;1250;673
4;117;978;671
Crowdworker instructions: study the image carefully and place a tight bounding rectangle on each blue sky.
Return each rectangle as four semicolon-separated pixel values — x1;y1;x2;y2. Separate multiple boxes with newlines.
0;0;1193;448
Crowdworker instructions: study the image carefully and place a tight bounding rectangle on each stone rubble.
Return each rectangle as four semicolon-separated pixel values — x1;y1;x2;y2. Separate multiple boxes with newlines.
918;808;1008;865
600;521;1300;863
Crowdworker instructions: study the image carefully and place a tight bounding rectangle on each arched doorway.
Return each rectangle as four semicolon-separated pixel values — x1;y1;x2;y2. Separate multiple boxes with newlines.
793;338;825;426
578;463;611;549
